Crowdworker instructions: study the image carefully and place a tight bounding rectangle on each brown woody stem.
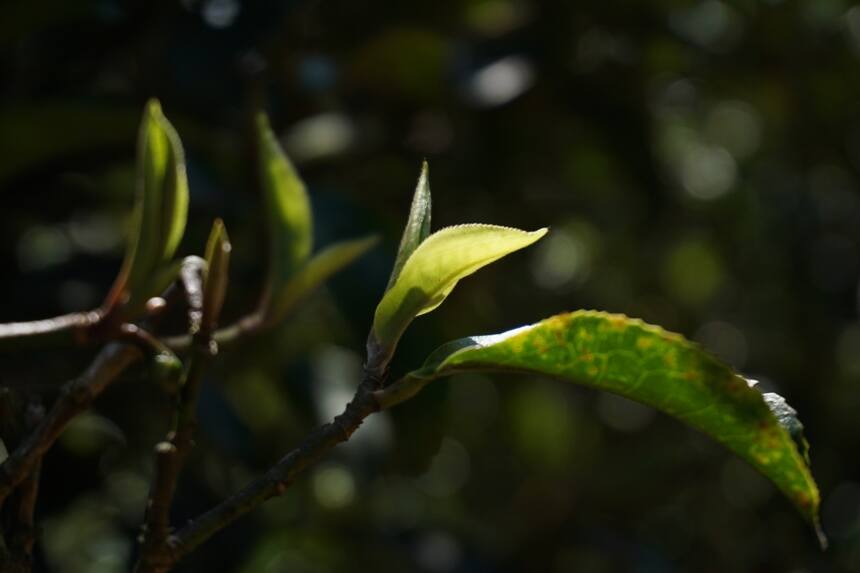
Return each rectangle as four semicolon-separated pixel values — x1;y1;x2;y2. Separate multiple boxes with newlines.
0;343;141;505
150;373;384;570
135;337;217;573
0;311;103;350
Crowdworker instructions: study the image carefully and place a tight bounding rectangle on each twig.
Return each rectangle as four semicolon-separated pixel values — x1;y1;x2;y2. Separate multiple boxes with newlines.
0;343;141;505
135;340;216;573
0;310;103;349
136;241;229;573
9;461;40;564
5;400;46;569
154;374;383;569
161;313;264;353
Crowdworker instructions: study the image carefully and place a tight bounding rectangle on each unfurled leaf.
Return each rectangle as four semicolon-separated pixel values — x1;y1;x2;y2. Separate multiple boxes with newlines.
257;113;313;302
267;235;378;324
369;224;547;369
106;99;189;313
386;161;431;291
380;310;824;544
202;219;231;333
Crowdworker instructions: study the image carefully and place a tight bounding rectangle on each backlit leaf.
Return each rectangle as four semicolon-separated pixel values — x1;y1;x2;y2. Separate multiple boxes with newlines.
106;99;189;312
386;161;431;291
257;113;313;299
370;224;546;369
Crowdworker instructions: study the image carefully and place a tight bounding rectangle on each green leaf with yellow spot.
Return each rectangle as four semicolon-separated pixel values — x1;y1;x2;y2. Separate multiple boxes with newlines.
380;310;824;545
369;224;547;370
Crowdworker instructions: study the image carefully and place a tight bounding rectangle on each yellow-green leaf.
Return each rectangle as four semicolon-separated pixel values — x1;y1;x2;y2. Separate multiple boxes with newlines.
370;224;547;368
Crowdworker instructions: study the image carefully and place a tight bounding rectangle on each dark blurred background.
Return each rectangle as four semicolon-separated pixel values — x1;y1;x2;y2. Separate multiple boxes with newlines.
1;0;859;571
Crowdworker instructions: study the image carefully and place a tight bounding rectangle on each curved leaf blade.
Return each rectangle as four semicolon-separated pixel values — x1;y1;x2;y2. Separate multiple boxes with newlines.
386;161;432;291
383;311;823;541
257;113;313;290
267;235;379;324
370;224;547;368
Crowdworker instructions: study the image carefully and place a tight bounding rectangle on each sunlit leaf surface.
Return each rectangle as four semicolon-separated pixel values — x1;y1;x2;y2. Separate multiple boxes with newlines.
371;224;547;364
388;310;823;542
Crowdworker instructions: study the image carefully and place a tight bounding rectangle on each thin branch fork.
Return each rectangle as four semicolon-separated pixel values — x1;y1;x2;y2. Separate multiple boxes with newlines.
136;250;228;573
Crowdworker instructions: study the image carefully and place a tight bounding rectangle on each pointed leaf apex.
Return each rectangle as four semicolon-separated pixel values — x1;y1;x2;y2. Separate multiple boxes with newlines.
255;111;271;131
386;161;433;290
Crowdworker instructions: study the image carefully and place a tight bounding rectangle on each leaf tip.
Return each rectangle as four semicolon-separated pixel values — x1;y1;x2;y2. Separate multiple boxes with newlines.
145;98;163;119
815;520;828;551
256;111;272;133
208;218;231;254
359;234;382;250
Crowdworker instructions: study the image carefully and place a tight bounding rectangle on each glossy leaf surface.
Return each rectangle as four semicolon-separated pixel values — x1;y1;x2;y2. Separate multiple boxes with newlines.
383;310;822;540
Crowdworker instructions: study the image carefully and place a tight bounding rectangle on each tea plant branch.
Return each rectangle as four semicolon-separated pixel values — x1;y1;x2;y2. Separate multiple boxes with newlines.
8;460;40;565
136;340;216;573
160;312;264;353
0;342;141;505
4;401;45;570
0;310;104;349
136;221;231;573
160;373;383;568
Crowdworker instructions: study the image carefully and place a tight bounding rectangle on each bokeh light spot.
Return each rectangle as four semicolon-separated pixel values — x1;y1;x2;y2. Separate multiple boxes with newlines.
466;55;535;107
312;464;356;510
